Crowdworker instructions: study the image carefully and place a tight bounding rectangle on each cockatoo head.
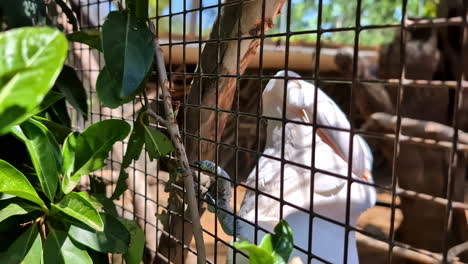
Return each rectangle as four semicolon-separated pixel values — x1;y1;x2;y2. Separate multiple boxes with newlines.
262;70;310;121
262;70;374;183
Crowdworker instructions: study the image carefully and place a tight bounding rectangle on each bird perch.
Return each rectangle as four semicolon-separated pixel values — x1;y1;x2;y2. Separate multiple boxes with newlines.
147;22;207;264
363;112;468;152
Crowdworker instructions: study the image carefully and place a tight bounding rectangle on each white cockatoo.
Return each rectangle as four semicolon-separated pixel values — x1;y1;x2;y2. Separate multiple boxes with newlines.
197;70;376;264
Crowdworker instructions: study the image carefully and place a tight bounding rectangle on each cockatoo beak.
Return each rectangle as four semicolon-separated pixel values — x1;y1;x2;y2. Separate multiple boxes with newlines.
299;101;368;181
269;70;370;181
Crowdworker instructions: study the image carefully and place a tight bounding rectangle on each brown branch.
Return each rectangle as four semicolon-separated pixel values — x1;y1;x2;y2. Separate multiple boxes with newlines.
356;233;461;264
148;22;207;264
448;241;468;262
365;112;468;144
396;187;468;210
38;217;46;243
379;133;468;152
363;112;468;152
145;108;170;128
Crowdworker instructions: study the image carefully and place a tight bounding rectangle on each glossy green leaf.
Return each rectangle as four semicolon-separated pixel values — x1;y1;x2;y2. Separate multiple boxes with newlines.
144;125;174;161
111;111;145;200
127;0;149;21
76;192;103;211
0;193;16;200
67;30;102;51
99;11;154;106
68;213;130;254
89;176;118;217
0;0;47;28
52;192;104;231
47;97;71;127
32;90;65;116
61;119;130;193
0;200;40;222
118;218;145;264
267;219;294;263
234;241;275;264
0;224;42;264
61;131;78;190
56;65;88;120
32;116;72;144
234;220;294;264
86;249;109;264
11;119;61;201
43;228;92;264
96;66;150;109
96;66;129;108
0;27;67;134
0;160;44;207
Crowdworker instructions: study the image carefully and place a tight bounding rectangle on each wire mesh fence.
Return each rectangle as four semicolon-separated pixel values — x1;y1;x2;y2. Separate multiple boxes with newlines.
62;0;468;263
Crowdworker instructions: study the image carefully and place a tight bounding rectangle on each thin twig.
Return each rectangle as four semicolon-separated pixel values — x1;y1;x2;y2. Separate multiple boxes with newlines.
148;20;206;264
37;217;47;243
146;108;170;127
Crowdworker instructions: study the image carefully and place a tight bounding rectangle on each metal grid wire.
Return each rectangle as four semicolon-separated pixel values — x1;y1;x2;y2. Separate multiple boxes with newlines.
64;0;468;263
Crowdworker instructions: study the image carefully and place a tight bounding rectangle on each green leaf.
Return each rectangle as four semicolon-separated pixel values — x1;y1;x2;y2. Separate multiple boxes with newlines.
118;218;145;264
0;193;16;200
0;160;44;207
144;125;174;161
67;30;102;51
0;224;42;264
234;220;294;264
99;11;154;106
111;111;145;200
47;97;71;127
96;66;129;108
32;90;65;115
56;65;88;120
43;228;92;264
89;176;118;217
61;131;78;189
234;241;275;264
0;0;47;28
68;213;130;254
268;219;294;263
127;0;149;21
52;192;104;231
61;119;131;193
75;192;103;211
0;27;67;134
85;249;109;264
96;65;150;109
32;116;72;144
11;119;61;201
0;200;40;222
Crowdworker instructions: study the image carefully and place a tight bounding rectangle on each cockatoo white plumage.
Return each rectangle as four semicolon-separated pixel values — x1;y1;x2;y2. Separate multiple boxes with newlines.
197;70;376;264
